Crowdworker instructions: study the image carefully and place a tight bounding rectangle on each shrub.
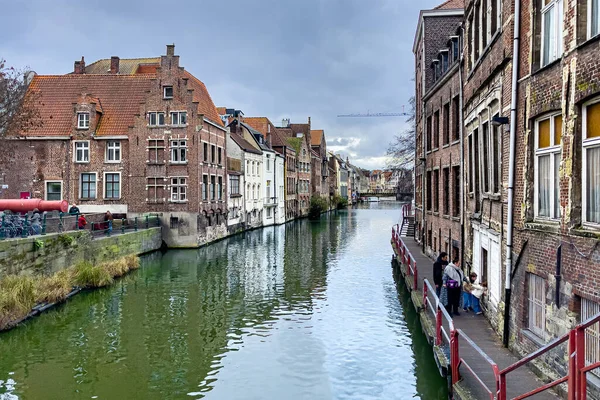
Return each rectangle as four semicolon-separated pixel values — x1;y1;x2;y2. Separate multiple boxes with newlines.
309;196;328;219
124;254;141;271
0;275;37;327
74;261;113;288
37;269;74;303
332;194;347;209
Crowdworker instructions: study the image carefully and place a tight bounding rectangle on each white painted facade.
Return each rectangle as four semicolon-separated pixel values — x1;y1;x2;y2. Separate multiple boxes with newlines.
275;153;286;224
226;133;245;228
472;222;502;308
262;149;277;227
244;152;263;229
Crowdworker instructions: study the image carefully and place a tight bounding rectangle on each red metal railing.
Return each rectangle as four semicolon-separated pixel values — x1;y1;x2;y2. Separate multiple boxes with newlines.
391;224;418;291
423;279;454;346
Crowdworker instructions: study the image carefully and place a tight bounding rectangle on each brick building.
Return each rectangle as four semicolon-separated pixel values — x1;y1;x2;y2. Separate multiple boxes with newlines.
413;0;464;263
310;129;329;198
507;0;600;378
0;45;228;247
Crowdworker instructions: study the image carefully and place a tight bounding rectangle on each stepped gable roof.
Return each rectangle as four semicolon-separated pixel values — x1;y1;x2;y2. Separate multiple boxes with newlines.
21;74;154;137
434;0;464;9
311;130;324;146
83;57;223;127
84;57;160;75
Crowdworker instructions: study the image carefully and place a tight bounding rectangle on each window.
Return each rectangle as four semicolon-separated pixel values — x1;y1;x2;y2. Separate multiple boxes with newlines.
583;99;600;224
77;112;89;129
590;0;600;38
105;141;121;162
230;175;240;195
528;274;546;338
482;121;490;193
170;111;187;126
468;135;474;193
80;173;96;199
202;175;208;201
74;141;89;163
148;139;165;164
541;0;563;67
452;96;460;142
426;115;432;152
171;177;187;201
218;148;222;165
582;297;600;378
441;51;449;73
218;176;223;200
210;176;216;200
163;86;173;99
267;159;271;171
427;171;432;210
443;168;450;215
433;170;439;212
453;166;460;217
433;111;440;149
148;112;165;126
147;177;165;204
170;140;187;163
211;145;216;164
535;113;562;219
104;173;120;199
443;103;450;145
203;143;208;162
45;181;62;201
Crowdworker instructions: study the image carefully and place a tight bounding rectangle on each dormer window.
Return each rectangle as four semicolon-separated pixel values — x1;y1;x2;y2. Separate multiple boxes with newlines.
77;112;90;129
432;60;440;81
450;36;459;62
440;50;449;73
163;86;173;99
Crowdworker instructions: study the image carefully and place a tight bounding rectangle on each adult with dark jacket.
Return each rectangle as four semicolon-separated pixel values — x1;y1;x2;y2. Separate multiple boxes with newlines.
440;256;465;316
433;252;448;297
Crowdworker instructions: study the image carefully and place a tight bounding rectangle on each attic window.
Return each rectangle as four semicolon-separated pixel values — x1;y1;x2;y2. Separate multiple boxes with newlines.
163;86;173;99
77;112;90;129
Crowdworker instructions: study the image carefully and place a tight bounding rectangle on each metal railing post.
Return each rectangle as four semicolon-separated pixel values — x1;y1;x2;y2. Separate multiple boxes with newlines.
568;330;577;400
451;329;460;385
576;327;586;400
413;260;418;290
59;212;64;232
121;218;125;234
145;215;149;229
423;281;428;309
21;215;29;238
436;306;443;346
41;213;47;235
155;215;160;226
134;217;138;232
0;215;5;240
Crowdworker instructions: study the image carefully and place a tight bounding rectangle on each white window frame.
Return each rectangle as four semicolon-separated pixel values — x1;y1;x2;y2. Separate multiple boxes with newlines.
103;172;121;199
170;111;187;126
148;112;165;127
582;97;600;225
170;177;187;202
45;180;63;201
210;175;216;200
74;141;90;163
202;174;209;201
534;112;562;220
588;0;600;39
218;176;223;200
79;172;97;200
582;297;600;378
146;177;166;204
105;140;121;163
163;86;173;99
77;112;90;129
170;139;187;164
541;0;563;67
528;273;546;338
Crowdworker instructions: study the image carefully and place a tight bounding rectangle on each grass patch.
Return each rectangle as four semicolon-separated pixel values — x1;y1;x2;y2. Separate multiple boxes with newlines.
0;275;37;329
74;261;113;288
36;269;74;303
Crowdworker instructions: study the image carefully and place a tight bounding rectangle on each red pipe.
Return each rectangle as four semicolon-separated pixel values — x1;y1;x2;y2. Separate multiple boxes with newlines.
0;199;68;213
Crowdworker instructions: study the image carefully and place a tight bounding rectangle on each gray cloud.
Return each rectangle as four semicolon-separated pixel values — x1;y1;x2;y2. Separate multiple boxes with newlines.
1;0;443;169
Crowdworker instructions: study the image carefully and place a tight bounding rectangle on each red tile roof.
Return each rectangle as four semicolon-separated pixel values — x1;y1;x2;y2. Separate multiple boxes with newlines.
243;117;284;147
434;0;464;9
310;129;323;146
216;107;227;115
84;57;160;75
230;133;262;155
23;74;154;137
183;71;224;127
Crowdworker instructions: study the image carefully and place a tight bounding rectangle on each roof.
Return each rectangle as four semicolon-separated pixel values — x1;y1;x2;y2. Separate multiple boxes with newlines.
239;122;271;152
289;123;310;138
183;71;224;127
310;149;320;158
23;74;154;137
216;107;227;115
229;132;262;155
434;0;464;9
84;57;160;75
83;57;223;127
311;130;323;146
244;117;288;148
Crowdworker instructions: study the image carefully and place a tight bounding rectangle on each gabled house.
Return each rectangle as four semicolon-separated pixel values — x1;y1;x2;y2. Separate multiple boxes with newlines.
0;45;227;248
310;129;329;198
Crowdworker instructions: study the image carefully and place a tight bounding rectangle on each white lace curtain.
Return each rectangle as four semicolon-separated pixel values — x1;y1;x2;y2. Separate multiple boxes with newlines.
538;155;551;217
588;147;600;223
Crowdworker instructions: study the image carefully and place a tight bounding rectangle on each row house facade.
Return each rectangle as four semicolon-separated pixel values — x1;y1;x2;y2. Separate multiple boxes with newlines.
414;0;600;385
310;129;329;197
0;45;228;248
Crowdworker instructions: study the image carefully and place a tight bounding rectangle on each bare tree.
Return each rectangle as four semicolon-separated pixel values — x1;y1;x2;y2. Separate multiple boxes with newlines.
386;96;415;170
0;59;41;136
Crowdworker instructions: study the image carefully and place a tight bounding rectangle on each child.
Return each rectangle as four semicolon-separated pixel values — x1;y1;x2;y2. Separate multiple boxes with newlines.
470;275;487;315
463;273;475;312
78;214;88;230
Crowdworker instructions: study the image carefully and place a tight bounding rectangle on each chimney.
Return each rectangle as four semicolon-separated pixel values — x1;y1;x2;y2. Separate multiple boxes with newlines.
74;56;85;74
166;44;175;56
110;56;119;74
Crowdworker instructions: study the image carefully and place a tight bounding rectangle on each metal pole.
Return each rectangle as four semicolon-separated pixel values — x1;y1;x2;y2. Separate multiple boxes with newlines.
41;213;47;235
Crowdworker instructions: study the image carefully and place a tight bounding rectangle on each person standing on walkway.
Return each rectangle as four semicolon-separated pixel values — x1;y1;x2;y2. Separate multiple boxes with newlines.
469;273;486;315
77;214;87;230
104;210;113;234
441;256;464;316
30;208;42;235
433;252;448;297
462;273;476;312
69;204;80;215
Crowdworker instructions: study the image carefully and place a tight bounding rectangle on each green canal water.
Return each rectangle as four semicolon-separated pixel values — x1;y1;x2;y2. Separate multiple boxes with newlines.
0;203;447;400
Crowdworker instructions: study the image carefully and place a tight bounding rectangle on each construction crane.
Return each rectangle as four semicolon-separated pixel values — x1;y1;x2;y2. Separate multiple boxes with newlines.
337;112;411;118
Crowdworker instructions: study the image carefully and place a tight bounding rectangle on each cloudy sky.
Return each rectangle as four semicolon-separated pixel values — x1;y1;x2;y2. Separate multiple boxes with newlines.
2;0;443;170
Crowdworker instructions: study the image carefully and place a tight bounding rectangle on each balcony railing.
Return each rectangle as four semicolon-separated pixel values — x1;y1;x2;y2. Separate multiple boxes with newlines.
264;197;277;207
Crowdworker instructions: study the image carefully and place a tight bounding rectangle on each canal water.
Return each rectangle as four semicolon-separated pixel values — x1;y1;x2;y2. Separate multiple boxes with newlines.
0;203;447;400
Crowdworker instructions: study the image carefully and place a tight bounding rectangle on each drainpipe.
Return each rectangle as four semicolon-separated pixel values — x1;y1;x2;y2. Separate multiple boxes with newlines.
458;23;465;268
421;18;427;252
503;0;521;348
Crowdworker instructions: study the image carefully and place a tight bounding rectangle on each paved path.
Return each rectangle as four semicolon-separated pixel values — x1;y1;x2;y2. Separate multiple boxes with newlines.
399;237;559;400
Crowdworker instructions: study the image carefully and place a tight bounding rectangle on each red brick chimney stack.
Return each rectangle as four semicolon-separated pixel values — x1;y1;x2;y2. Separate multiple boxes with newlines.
74;56;85;74
110;56;119;74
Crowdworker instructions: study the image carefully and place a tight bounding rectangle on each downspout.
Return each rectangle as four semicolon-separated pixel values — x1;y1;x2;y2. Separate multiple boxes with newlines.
503;0;521;348
421;18;427;251
458;23;465;270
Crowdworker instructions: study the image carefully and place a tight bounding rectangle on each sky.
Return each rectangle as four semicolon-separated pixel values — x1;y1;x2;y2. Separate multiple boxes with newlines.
1;0;443;170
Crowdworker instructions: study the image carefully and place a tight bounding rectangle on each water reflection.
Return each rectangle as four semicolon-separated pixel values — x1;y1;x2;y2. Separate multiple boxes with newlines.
0;204;446;400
